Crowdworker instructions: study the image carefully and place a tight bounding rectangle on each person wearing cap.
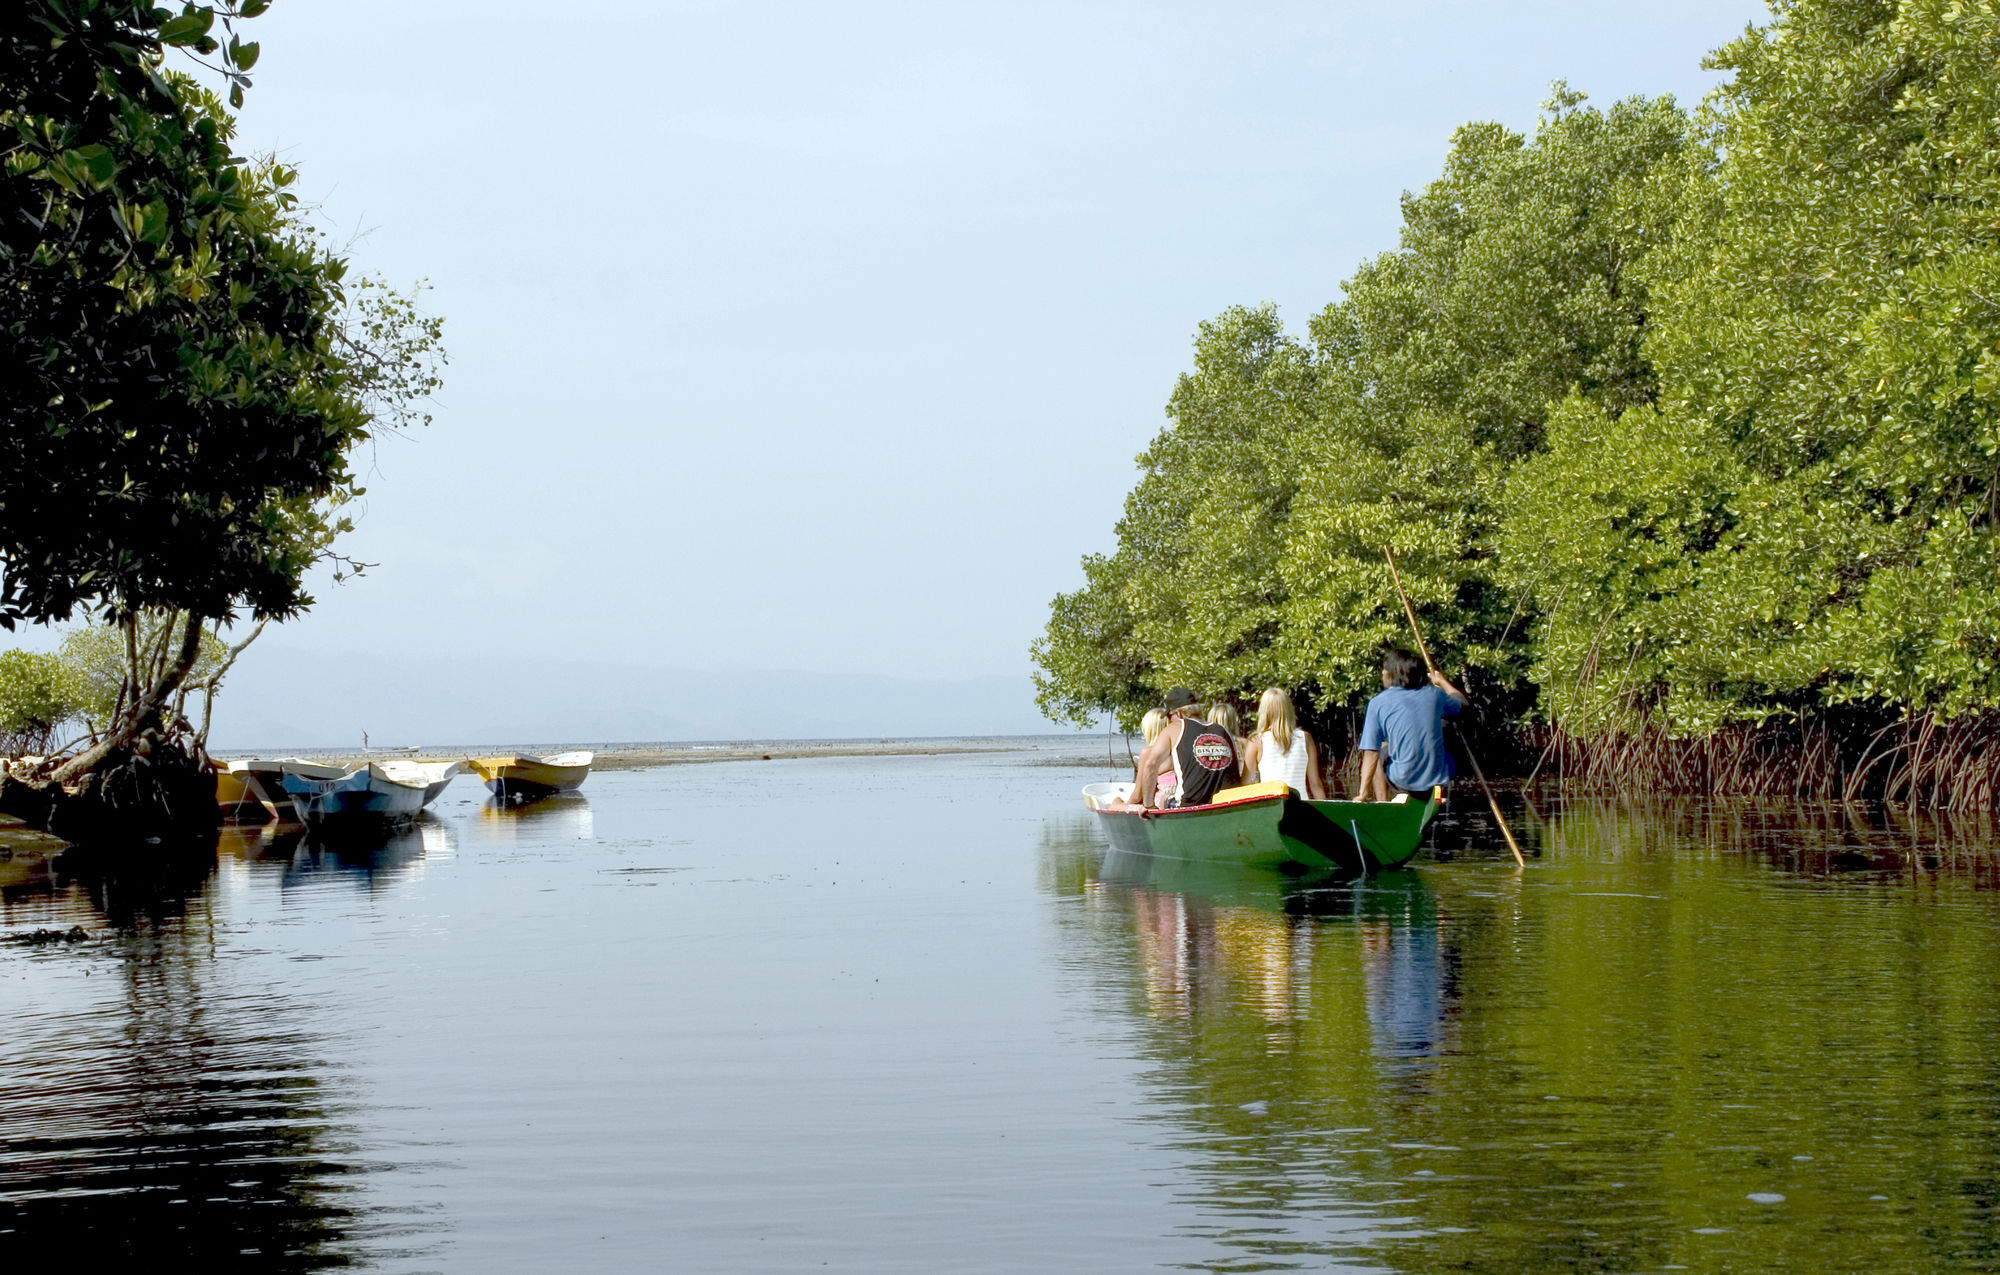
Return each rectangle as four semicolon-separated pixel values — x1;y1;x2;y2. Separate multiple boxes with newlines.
1132;688;1243;810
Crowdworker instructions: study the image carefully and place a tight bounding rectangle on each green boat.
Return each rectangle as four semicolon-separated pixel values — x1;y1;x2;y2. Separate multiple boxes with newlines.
1086;782;1441;875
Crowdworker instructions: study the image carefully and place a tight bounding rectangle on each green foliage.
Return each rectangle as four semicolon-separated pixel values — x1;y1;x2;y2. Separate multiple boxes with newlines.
0;3;443;783
0;648;82;752
1033;551;1152;730
56;613;226;729
1127;306;1316;694
0;3;442;631
1041;5;2000;764
1039;90;1693;724
1496;395;1752;735
1283;90;1692;707
1512;0;2000;734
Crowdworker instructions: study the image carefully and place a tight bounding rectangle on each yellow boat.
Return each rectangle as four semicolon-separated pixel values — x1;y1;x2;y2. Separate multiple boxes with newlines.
214;758;348;823
466;751;594;803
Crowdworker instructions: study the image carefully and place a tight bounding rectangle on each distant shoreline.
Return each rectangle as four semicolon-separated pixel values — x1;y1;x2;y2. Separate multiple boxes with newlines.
260;737;1045;772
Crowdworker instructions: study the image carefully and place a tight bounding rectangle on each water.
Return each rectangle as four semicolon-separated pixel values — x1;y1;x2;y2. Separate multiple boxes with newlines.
6;742;2000;1271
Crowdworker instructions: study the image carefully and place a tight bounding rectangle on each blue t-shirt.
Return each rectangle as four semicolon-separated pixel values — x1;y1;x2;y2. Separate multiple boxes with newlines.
1358;685;1462;791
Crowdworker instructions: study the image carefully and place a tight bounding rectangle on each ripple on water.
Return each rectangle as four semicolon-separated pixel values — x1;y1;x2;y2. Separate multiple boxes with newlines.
5;760;2000;1271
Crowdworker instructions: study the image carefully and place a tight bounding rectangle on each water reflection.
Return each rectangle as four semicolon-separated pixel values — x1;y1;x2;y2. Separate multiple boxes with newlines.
0;829;427;1267
10;755;2000;1271
0;824;66;899
1356;877;1455;1081
1091;840;1458;1066
478;791;594;843
1523;789;2000;884
46;838;221;930
1045;796;2000;1272
1112;834;1450;1060
215;817;454;891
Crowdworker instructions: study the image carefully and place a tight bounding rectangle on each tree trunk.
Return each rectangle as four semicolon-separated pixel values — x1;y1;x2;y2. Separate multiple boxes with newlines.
52;610;204;784
38;738;220;846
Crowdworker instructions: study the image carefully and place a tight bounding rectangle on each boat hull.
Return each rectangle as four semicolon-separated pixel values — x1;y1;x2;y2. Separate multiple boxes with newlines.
216;758;346;823
468;753;593;803
483;777;567;801
216;768;274;822
1303;796;1438;870
280;762;462;826
1092;791;1438;874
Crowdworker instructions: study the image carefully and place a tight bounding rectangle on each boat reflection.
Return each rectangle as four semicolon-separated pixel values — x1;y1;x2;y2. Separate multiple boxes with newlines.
215;820;305;862
217;816;453;889
1041;813;1470;1268
478;791;594;843
1046;793;2000;1272
1048;815;1458;1076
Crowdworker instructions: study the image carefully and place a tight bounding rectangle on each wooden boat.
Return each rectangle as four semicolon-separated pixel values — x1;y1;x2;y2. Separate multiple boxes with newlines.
1084;780;1441;874
279;760;463;825
466;751;593;803
215;758;348;823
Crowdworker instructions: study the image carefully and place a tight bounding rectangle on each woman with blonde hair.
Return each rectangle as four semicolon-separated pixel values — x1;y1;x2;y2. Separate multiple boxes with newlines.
1206;701;1248;755
1118;708;1177;809
1242;687;1326;798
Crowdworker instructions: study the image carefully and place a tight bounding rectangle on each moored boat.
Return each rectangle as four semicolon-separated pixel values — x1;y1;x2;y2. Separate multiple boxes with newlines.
279;760;463;825
215;758;347;823
466;751;593;803
1081;781;1132;810
386;759;463;807
1085;780;1441;874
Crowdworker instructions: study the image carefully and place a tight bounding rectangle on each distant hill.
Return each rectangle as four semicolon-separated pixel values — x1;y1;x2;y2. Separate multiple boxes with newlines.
205;638;1063;750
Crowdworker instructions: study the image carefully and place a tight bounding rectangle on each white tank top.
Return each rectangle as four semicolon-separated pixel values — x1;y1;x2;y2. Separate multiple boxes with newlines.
1257;729;1311;794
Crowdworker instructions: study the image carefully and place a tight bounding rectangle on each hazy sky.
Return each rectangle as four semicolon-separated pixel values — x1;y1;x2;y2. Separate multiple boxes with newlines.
195;1;1765;688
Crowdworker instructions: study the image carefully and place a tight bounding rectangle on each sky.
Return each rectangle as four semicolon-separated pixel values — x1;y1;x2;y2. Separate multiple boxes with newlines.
46;1;1778;742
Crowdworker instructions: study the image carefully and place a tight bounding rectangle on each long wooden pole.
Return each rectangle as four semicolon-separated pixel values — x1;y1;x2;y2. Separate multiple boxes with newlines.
1383;546;1527;867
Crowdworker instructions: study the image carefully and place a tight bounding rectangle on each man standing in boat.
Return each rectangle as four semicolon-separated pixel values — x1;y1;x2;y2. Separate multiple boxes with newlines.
1133;688;1243;809
1355;647;1469;801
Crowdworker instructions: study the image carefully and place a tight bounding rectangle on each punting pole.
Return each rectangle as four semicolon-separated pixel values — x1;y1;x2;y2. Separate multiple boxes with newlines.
1382;545;1527;868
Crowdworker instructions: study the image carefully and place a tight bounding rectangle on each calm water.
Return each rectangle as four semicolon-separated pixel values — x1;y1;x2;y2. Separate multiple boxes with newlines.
5;742;2000;1271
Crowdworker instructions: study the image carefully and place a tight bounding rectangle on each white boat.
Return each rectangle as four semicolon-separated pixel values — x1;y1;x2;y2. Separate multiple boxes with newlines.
216;757;349;823
278;760;463;824
381;760;464;807
1081;781;1133;811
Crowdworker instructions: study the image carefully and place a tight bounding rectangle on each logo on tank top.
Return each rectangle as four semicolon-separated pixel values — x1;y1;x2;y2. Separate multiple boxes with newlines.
1191;733;1233;770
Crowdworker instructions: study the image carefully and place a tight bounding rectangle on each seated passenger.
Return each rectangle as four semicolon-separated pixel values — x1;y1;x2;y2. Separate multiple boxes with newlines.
1135;707;1165;762
1355;647;1468;801
1241;686;1327;798
1133;688;1242;809
1108;709;1175;810
1206;701;1249;757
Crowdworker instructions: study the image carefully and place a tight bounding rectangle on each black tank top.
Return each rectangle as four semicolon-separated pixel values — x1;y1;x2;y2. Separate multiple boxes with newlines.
1173;718;1241;806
